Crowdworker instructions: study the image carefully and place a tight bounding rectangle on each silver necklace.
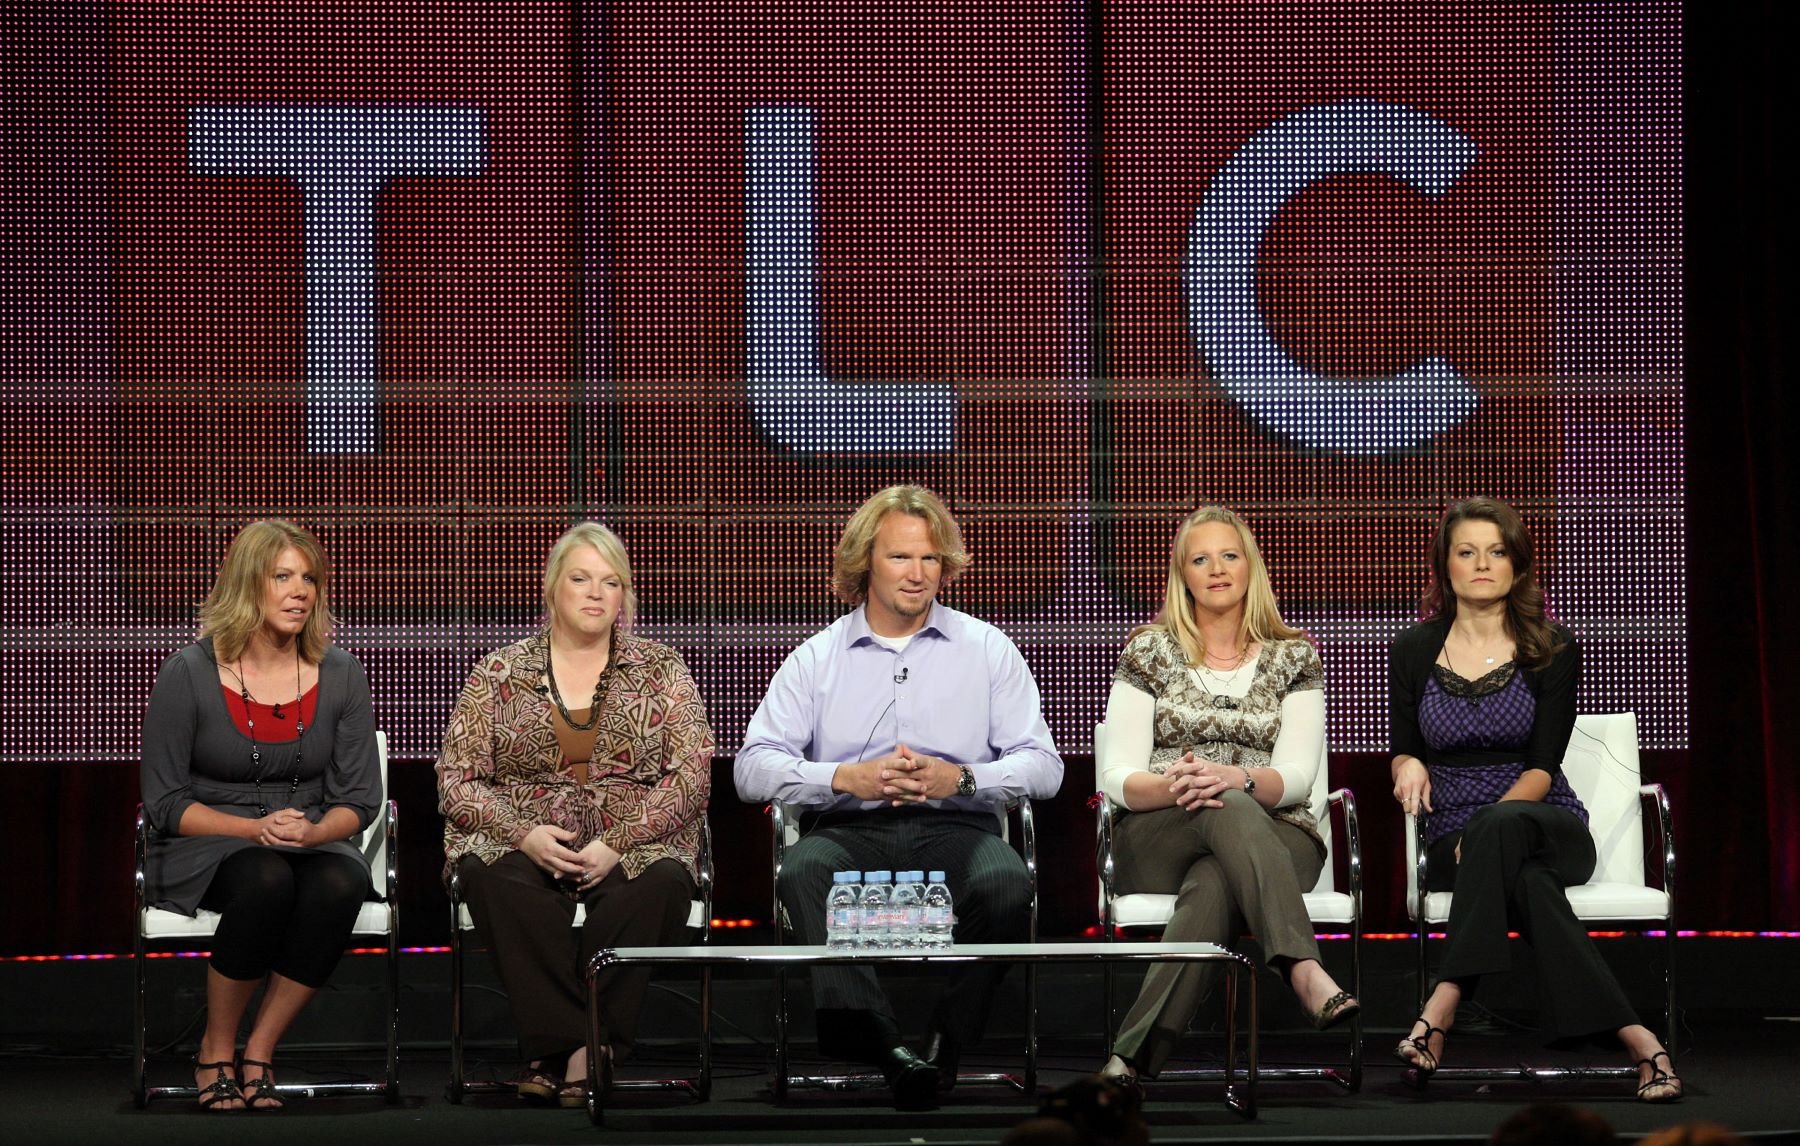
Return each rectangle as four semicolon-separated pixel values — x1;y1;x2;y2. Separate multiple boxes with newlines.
1196;646;1249;710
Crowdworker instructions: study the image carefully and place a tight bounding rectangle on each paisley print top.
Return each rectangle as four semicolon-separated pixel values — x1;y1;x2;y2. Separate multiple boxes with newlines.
436;630;713;884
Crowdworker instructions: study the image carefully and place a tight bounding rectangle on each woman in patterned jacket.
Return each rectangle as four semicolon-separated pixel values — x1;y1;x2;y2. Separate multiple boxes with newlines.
1098;506;1357;1086
437;522;713;1107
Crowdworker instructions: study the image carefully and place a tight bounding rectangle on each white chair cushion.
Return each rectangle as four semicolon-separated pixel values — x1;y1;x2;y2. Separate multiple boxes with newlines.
455;901;707;931
144;902;394;941
1111;890;1356;931
1415;883;1669;925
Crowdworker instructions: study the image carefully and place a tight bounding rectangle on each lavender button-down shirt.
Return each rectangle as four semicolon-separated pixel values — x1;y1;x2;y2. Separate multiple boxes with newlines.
734;601;1064;812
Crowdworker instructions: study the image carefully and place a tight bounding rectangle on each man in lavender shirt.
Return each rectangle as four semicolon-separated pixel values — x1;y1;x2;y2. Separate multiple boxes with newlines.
735;485;1064;1108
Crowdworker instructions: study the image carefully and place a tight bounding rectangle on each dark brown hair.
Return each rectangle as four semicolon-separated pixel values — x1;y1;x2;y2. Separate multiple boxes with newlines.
1420;497;1568;671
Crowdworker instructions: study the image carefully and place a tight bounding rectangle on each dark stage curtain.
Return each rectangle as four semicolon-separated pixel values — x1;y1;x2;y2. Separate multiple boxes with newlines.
1685;0;1797;928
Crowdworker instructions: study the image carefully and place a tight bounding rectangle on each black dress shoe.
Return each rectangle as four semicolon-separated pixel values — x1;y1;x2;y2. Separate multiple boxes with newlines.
881;1046;940;1110
924;1028;961;1092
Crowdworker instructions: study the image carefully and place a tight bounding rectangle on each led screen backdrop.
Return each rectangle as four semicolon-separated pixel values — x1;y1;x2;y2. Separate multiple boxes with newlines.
4;0;1681;764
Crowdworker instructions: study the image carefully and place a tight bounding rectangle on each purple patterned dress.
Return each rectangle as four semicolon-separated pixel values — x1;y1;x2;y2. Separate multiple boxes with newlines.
1417;662;1587;845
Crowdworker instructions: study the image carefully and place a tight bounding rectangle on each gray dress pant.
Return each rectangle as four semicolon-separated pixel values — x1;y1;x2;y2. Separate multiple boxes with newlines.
1111;791;1325;1076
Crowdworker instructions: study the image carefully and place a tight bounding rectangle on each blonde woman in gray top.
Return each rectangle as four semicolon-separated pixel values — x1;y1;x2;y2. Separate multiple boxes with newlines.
1098;506;1357;1085
141;521;380;1110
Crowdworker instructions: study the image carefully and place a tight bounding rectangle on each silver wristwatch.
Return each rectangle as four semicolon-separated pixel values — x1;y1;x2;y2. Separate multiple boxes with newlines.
1237;765;1256;796
956;765;978;797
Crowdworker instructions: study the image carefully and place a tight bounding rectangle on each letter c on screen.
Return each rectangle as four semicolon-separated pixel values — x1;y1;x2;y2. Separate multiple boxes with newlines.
1187;99;1480;454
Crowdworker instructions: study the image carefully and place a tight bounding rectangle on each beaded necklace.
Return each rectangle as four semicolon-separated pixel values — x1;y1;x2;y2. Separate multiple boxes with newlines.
219;650;306;817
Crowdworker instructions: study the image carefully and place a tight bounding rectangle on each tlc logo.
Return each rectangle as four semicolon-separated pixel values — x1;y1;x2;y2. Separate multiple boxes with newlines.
111;1;1550;618
185;99;1477;458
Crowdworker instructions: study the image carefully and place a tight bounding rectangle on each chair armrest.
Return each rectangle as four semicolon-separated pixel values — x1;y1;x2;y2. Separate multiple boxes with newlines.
1407;811;1430;921
1639;783;1675;907
769;801;793;942
1327;788;1362;920
134;804;149;916
1010;797;1038;942
1094;793;1118;933
381;799;399;903
698;815;715;941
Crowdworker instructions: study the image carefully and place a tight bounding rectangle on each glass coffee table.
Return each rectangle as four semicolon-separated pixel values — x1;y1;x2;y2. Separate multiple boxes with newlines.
583;940;1259;1122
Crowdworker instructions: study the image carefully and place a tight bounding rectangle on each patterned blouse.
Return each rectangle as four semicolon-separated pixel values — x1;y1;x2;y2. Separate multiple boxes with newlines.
436;629;714;884
1113;627;1325;848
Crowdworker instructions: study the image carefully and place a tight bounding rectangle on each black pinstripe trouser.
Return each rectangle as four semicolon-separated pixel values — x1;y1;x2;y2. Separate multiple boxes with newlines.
1429;800;1638;1039
779;807;1031;1051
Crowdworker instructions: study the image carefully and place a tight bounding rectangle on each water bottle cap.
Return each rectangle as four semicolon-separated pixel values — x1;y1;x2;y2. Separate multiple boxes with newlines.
928;870;946;882
866;869;891;881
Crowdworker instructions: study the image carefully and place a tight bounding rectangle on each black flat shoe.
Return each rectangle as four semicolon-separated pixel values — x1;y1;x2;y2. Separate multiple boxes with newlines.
881;1046;940;1110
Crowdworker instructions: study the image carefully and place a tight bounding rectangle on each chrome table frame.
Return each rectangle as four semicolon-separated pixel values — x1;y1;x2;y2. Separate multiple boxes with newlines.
584;940;1259;1124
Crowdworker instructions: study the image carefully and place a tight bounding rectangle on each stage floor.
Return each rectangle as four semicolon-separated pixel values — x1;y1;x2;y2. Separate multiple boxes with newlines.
9;1019;1798;1146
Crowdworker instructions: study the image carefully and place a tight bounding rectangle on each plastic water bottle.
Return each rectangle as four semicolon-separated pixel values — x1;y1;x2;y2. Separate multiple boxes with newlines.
889;871;924;950
826;871;862;950
859;870;893;950
920;870;955;950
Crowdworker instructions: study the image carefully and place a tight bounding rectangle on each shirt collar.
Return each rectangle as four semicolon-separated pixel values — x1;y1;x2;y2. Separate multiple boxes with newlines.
844;600;957;648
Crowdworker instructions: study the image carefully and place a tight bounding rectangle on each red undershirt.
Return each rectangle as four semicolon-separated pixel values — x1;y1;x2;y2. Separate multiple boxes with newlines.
221;683;318;742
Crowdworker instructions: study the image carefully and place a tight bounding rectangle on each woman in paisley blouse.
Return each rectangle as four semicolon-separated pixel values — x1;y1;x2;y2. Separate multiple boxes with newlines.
437;522;713;1107
1389;497;1679;1102
1098;506;1358;1085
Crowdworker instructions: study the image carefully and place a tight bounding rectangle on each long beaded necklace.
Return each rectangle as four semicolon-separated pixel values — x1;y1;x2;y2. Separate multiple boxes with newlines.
220;649;306;817
544;635;609;732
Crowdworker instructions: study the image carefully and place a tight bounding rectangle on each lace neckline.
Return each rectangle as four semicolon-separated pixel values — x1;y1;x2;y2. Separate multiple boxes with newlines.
1432;660;1517;697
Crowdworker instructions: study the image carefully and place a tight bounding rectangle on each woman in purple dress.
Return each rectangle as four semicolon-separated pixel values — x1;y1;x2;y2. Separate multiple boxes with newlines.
1389;497;1680;1102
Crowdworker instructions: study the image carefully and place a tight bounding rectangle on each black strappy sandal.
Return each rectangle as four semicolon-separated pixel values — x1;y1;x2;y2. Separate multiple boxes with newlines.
1635;1049;1683;1104
1394;1017;1446;1080
238;1058;284;1110
193;1056;243;1112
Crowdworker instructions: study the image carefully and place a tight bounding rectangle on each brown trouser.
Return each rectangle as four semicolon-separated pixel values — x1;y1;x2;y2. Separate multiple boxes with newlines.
458;851;695;1063
1111;791;1324;1076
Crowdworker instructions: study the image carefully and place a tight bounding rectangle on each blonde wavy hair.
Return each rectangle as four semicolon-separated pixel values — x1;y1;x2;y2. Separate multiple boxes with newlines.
199;519;335;664
1138;505;1304;666
831;485;971;604
542;521;638;629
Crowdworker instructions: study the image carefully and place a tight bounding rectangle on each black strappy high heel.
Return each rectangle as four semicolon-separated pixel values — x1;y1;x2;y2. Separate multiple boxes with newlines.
1635;1049;1683;1103
1394;1017;1446;1081
192;1056;243;1111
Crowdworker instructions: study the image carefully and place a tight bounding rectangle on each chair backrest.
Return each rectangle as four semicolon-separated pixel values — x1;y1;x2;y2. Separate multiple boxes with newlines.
1559;712;1645;887
1094;721;1338;896
358;731;391;877
1405;712;1645;897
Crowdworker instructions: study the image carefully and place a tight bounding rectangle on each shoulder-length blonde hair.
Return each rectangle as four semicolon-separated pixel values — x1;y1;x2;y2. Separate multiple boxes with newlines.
831;485;971;604
542;521;638;629
199;519;335;664
1419;497;1567;671
1137;505;1304;666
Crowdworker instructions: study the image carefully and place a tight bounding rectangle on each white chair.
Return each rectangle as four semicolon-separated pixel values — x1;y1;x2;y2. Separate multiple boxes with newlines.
1404;711;1676;1081
768;797;1039;1098
133;731;399;1107
445;818;714;1102
1094;721;1364;1091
